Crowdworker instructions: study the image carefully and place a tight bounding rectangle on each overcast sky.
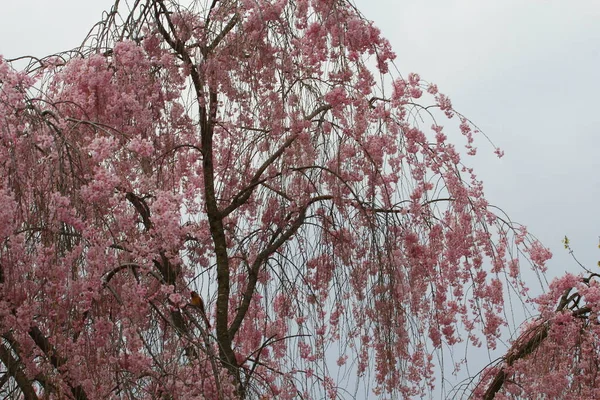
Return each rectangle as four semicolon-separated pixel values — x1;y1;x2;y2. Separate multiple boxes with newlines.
2;1;600;396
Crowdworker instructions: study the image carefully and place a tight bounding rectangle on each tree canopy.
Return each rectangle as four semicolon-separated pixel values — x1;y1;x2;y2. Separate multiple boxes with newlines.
1;1;594;399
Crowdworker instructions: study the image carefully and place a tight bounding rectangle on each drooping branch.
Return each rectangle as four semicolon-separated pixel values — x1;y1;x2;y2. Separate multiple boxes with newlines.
0;0;565;397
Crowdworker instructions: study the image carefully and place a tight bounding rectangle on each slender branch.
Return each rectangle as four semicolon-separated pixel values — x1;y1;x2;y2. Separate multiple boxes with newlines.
229;195;332;338
221;104;332;219
221;133;299;218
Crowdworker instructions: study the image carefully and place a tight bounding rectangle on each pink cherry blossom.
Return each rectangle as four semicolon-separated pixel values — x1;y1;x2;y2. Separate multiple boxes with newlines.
0;1;575;399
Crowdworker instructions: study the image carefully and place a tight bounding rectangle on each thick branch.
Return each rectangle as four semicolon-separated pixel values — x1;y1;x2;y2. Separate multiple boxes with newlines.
482;322;549;400
28;327;88;400
482;282;593;399
206;14;240;54
153;1;205;101
125;192;152;231
0;339;38;400
125;192;180;285
154;0;238;385
202;89;239;381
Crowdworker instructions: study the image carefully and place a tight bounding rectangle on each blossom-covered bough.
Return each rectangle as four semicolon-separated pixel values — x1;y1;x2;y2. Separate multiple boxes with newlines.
0;0;580;399
474;270;600;399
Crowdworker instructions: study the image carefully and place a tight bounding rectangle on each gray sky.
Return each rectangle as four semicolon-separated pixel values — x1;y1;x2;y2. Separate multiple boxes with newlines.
0;1;109;57
2;1;600;396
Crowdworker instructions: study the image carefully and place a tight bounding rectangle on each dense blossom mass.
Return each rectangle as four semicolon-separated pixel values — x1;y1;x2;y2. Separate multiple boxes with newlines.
0;0;594;399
